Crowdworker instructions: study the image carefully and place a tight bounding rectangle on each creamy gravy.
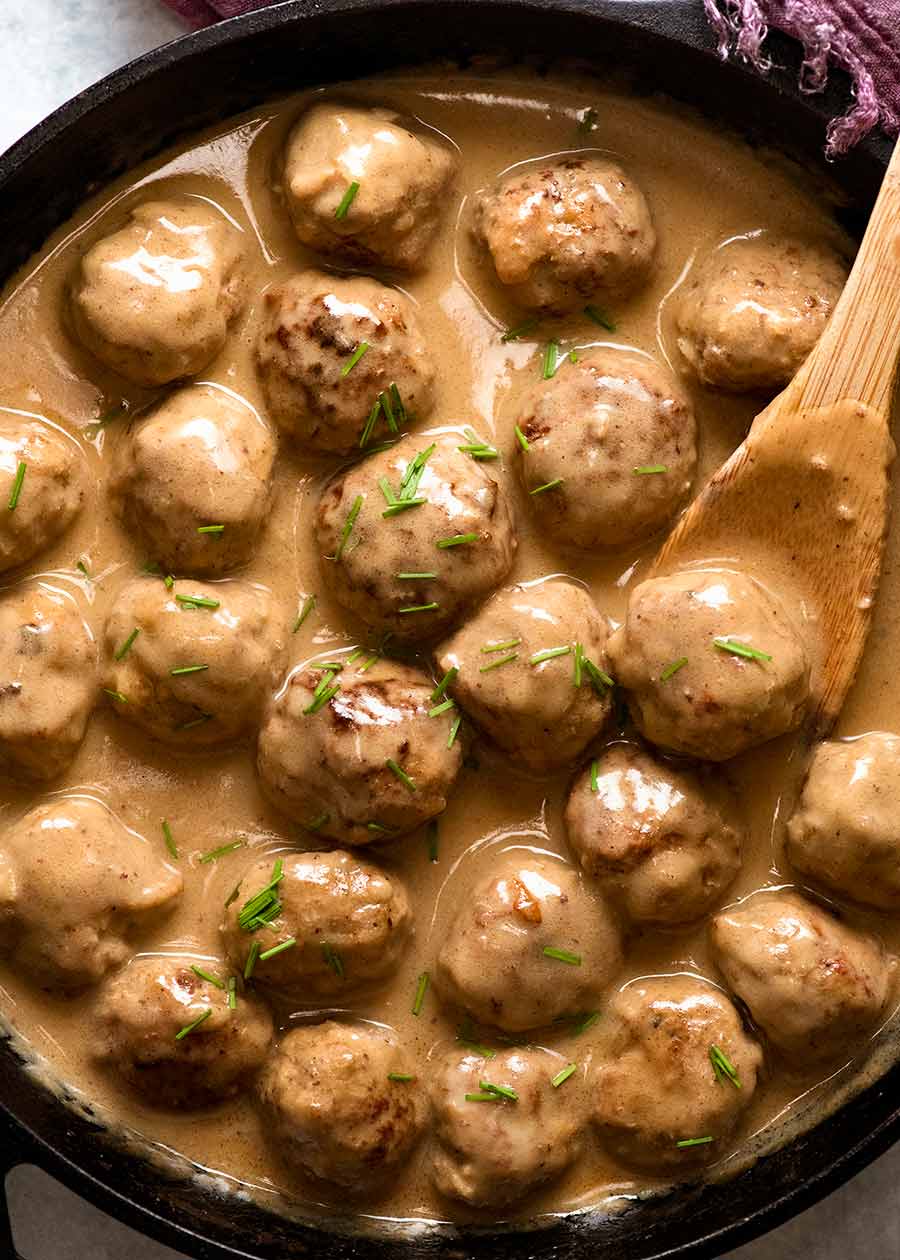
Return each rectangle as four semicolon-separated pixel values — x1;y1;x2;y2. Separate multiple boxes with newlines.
0;69;897;1231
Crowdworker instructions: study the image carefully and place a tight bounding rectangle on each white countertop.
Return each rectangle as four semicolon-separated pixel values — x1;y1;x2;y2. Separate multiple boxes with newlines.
1;1;898;1256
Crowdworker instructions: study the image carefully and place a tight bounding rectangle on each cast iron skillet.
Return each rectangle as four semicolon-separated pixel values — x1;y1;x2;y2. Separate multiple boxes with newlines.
0;2;894;1256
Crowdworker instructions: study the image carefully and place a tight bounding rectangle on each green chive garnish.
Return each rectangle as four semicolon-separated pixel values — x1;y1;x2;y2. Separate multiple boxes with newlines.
103;688;129;704
199;840;243;864
175;594;220;610
713;637;772;662
457;1023;497;1058
479;652;518;673
341;341;369;377
530;645;571;665
227;976;237;1009
197;524;225;534
177;713;212;730
388;1072;416;1082
458;427;498;461
115;627;140;661
437;533;478;548
303;681;340;715
677;1136;714;1149
573;642;584;687
590;760;599;793
542;340;560;379
334;180;360;219
428;698;455;717
660;657;688;681
175;1009;212;1040
382;497;426;518
543;946;582;966
305;811;330;832
633;464;668;475
709;1044;741;1089
170;664;208;676
164;574;175;590
191;965;225;989
237;860;284;932
162;819;178;859
322;942;344;977
427;818;439;862
551;1062;577;1088
292;594;317;634
584;658;615;690
447;716;461;748
573;1011;600;1035
514;425;530;452
335;494;363;561
76;559;90;578
465;1091;503;1102
481;638;522;654
397;571;437;580
7;461;26;511
478;1080;518;1102
259;937;297;962
243;941;260;980
412;971;429;1016
398;602;439;614
386;758;417;792
584;304;616;331
431;667;458;703
501;318;539;342
530;479;563;495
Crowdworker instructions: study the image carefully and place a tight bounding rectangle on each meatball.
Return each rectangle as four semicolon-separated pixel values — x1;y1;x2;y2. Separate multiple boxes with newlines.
282;102;456;271
257;657;462;843
565;743;744;926
786;733;900;910
221;850;411;999
435;577;612;772
69;197;247;386
710;891;893;1064
429;1046;586;1206
102;576;284;747
315;432;515;643
256;270;435;454
514;348;695;549
0;417;87;572
435;854;622;1032
473;156;655;313
0;583;96;781
593;975;762;1170
675;234;848;392
258;1020;427;1188
607;570;810;761
0;796;182;989
93;954;273;1108
110;383;275;576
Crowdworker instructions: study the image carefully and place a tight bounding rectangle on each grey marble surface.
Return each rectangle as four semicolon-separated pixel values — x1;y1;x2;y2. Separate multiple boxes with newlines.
1;1;898;1256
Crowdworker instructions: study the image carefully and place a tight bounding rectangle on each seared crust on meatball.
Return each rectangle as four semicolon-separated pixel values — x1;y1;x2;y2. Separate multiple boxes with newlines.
515;348;696;549
429;1046;586;1206
221;849;411;999
256;270;435;454
0;418;87;573
103;576;284;747
316;432;516;643
110;384;275;576
565;743;744;925
0;583;96;782
435;853;622;1032
258;1021;427;1187
436;577;612;772
282;103;456;271
710;891;893;1064
593;975;762;1170
257;657;462;843
474;156;655;312
70;198;246;386
0;796;182;989
93;954;273;1108
607;570;810;761
786;733;900;910
675;234;847;392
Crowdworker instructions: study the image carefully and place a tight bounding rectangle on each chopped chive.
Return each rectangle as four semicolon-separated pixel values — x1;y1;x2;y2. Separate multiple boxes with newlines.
530;478;563;495
397;571;437;580
237;860;284;932
457;1030;497;1059
568;350;579;364
481;638;522;654
412;971;429;1016
303;681;340;715
479;652;518;673
713;637;772;662
447;716;461;748
360;397;383;448
304;811;330;832
225;882;241;909
311;661;344;672
291;594;317;634
335;494;363;561
358;652;380;673
388;1072;416;1082
578;106;598;132
437;533;478;548
170;664;208;676
389;382;407;427
398;602;439;614
164;574;175;590
322;942;344;978
378;476;398;506
584;658;615;690
530;645;571;665
459;428;498;461
7;461;26;511
199;840;244;864
115;627;140;661
551;1062;578;1088
334;180;360;219
573;1011;600;1035
191;965;225;989
346;648;364;664
175;594;220;610
431;667;458;703
584;304;616;332
162;819;178;859
399;443;436;500
479;1080;518;1102
177;713;212;731
227;976;237;1009
386;758;417;792
243;941;261;980
367;820;397;835
379;387;397;433
677;1136;714;1149
709;1044;742;1089
514;424;530;452
573;642;584;687
590;760;599;792
501;318;539;342
660;657;688;682
259;937;297;962
382;497;426;518
633;464;668;475
76;559;90;578
197;524;225;534
429;698;455;717
543;946;582;966
103;688;128;704
175;1009;212;1041
426;818;439;862
341;341;369;377
465;1091;502;1102
542;340;560;380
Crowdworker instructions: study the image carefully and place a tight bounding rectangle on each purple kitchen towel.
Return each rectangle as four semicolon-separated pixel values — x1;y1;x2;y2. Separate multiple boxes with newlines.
162;0;900;155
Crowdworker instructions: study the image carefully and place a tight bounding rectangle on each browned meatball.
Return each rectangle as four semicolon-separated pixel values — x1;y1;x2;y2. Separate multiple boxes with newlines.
109;384;275;576
257;657;462;843
93;954;273;1108
221;850;411;1000
515;348;696;549
435;577;612;772
69;198;247;386
429;1046;586;1206
607;570;810;761
0;796;182;989
255;270;435;454
473;156;655;312
0;583;96;782
710;891;894;1064
258;1021;427;1188
593;975;762;1170
0;417;87;572
282;103;456;270
675;235;848;392
435;853;622;1032
786;733;900;910
315;432;516;643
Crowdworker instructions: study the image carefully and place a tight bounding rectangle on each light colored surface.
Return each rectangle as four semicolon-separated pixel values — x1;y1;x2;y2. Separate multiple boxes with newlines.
1;0;899;1257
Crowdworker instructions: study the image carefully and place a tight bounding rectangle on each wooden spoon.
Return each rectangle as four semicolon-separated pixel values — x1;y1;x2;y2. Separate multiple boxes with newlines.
652;140;900;738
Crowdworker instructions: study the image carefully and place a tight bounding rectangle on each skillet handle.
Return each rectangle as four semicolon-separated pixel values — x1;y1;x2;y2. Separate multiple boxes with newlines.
0;1106;34;1259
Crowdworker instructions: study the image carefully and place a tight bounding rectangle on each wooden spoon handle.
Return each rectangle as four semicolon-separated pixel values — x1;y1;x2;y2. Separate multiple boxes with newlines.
791;140;900;415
